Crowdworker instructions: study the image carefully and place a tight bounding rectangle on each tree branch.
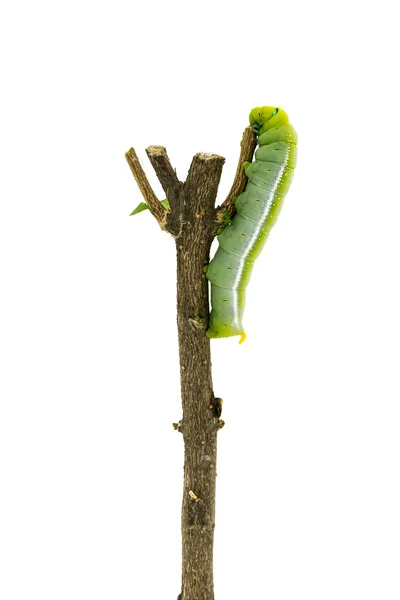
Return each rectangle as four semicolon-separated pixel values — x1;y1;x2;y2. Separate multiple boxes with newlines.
146;145;180;192
146;145;183;237
214;126;257;234
125;147;168;229
185;153;225;227
126;145;228;600
175;151;225;600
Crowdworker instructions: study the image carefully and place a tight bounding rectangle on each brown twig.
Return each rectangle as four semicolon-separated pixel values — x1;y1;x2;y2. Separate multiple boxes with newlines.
125;147;168;229
214;126;257;234
146;145;183;237
146;146;180;192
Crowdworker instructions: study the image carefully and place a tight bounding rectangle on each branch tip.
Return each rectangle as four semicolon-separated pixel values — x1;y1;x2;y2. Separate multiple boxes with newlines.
125;147;168;227
146;145;182;236
214;126;257;233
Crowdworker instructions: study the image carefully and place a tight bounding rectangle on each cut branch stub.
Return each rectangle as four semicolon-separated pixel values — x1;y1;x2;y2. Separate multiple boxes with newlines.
214;126;257;234
146;145;183;237
184;153;225;228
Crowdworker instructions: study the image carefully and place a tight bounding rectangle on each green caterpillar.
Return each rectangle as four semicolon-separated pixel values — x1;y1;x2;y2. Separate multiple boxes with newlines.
206;106;298;342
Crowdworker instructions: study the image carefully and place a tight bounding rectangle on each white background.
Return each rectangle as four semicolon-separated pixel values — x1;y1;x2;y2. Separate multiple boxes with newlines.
1;1;399;599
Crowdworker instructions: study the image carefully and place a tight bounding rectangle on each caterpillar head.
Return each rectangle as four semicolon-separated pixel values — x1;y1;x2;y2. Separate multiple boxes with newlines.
249;106;288;135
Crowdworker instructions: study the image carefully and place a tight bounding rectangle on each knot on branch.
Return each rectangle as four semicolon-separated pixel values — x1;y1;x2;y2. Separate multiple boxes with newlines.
188;314;206;331
188;490;201;502
186;492;207;528
172;420;183;433
209;397;223;419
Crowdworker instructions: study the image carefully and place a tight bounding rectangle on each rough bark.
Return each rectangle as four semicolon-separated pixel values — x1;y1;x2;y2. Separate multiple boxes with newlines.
126;141;249;600
146;145;184;236
176;153;225;600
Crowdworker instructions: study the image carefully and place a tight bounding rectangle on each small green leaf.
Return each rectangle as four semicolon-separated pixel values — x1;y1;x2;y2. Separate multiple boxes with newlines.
130;202;149;216
130;198;170;216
